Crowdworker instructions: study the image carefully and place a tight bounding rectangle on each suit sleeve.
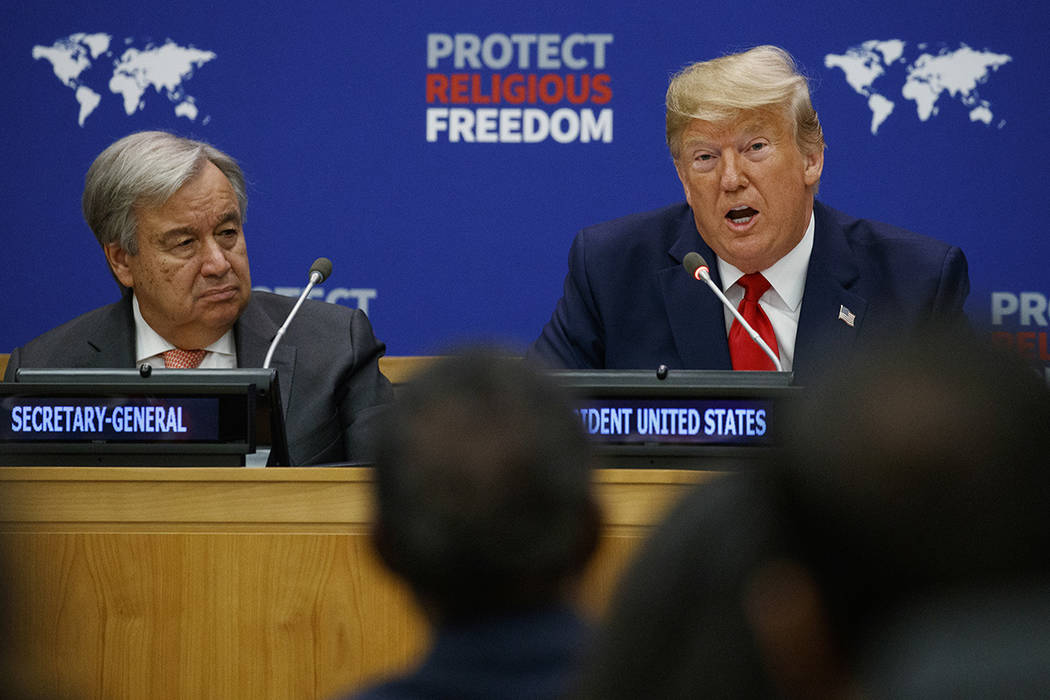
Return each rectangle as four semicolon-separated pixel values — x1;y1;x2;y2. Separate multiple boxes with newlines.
933;245;971;323
3;347;22;382
526;231;606;369
337;308;394;462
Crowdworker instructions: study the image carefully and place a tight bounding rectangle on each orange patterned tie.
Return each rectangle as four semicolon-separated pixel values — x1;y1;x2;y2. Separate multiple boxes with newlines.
163;348;206;369
728;273;780;370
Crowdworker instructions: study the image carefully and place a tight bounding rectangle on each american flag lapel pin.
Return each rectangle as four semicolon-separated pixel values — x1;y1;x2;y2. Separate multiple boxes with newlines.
838;304;856;327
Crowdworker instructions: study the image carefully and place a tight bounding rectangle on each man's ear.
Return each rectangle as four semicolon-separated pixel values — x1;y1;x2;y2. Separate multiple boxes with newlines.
803;147;825;188
104;243;135;289
743;558;854;699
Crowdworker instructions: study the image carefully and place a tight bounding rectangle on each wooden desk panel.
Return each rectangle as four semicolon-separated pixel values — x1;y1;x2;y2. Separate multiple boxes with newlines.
0;467;713;700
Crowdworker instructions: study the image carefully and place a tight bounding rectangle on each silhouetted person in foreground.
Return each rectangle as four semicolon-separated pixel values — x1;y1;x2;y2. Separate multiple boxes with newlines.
338;351;600;700
576;330;1050;699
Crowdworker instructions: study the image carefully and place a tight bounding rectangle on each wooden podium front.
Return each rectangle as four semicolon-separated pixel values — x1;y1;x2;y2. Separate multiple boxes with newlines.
0;467;710;700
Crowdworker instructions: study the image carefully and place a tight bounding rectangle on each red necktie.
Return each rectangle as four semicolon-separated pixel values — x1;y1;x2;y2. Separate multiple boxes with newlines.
728;273;780;371
163;348;206;369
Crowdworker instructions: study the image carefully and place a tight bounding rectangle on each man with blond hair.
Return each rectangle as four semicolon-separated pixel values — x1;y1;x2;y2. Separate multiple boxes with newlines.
529;45;969;384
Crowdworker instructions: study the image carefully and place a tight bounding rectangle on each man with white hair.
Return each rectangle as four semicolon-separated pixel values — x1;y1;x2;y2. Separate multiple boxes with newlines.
529;45;970;384
5;130;392;465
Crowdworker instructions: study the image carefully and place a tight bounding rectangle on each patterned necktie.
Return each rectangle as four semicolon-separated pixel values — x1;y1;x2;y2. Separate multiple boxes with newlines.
728;273;780;371
163;348;206;369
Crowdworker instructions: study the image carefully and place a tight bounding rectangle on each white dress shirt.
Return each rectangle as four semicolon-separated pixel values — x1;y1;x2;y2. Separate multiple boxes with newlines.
131;294;237;369
715;212;814;372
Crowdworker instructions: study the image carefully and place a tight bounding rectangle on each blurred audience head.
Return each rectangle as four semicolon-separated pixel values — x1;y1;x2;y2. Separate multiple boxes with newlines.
577;330;1050;699
371;349;599;623
774;329;1050;696
574;470;791;699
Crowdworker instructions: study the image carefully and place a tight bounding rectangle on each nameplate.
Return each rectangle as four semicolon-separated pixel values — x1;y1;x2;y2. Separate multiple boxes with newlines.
575;397;774;446
548;369;799;469
1;395;223;443
0;383;255;466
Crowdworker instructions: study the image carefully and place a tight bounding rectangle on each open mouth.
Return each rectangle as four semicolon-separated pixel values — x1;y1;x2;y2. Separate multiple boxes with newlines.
726;206;759;225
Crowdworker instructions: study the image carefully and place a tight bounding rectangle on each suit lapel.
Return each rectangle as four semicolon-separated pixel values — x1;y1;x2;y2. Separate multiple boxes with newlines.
235;298;295;415
77;295;137;367
793;202;867;384
658;216;733;369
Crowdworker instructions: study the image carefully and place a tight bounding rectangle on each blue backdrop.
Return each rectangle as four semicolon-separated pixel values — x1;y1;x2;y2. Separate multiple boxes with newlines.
5;1;1048;376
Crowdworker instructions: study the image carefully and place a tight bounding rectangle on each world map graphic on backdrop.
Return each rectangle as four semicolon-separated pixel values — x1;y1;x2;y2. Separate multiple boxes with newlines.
825;40;1012;135
32;32;216;126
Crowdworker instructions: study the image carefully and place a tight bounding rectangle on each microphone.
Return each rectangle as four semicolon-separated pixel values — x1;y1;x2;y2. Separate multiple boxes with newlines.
263;257;333;369
682;252;783;372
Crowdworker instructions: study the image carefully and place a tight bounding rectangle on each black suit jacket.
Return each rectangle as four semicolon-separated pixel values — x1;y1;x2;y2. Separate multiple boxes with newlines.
344;605;589;700
4;291;392;465
528;200;970;386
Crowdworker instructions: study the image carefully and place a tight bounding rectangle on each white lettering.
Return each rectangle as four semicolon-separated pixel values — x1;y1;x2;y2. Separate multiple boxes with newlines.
481;33;513;69
426;34;453;68
426;107;448;142
427;33;614;70
536;34;560;69
523;108;549;142
91;406;107;431
549;108;579;143
253;286;378;316
499;109;522;142
475;108;499;142
561;33;588;70
509;34;538;68
687;408;701;434
1020;292;1049;326
425;108;613;144
325;288;378;316
991;292;1019;325
454;33;482;69
587;33;613;69
580;107;613;143
449;108;475;142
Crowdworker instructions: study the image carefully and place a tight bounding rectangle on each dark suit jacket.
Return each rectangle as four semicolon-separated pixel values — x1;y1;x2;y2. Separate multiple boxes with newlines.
4;291;392;465
527;200;970;386
343;605;589;700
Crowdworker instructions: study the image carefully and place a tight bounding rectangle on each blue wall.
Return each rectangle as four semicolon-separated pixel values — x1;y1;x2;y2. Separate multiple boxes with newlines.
5;1;1048;373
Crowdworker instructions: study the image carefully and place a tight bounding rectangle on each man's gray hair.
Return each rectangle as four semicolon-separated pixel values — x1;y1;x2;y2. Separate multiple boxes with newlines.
82;131;247;254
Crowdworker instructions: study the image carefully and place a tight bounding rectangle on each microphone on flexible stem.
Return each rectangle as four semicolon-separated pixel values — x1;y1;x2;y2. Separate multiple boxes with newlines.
263;257;333;369
682;251;783;372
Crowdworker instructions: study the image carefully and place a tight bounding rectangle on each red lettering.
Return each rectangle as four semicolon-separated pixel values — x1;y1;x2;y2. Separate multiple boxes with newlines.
591;74;612;104
503;73;526;104
450;74;470;104
565;74;588;104
470;74;490;104
991;331;1015;350
989;331;1050;363
538;74;564;104
428;72;613;106
426;74;449;103
1017;332;1037;360
491;74;502;104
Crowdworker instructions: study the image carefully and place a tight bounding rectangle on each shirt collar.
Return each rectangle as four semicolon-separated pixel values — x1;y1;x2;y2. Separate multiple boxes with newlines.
716;211;814;312
131;293;236;363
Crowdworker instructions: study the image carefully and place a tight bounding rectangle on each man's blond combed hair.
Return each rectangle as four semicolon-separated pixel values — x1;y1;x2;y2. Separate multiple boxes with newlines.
666;45;825;161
